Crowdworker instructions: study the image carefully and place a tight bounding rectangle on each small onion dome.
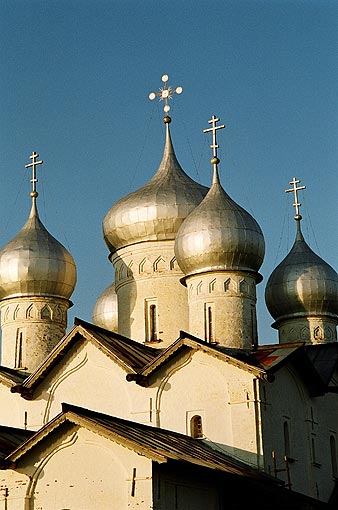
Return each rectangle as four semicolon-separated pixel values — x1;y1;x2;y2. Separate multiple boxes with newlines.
174;167;265;278
92;281;118;332
102;123;208;254
265;221;338;322
0;201;77;301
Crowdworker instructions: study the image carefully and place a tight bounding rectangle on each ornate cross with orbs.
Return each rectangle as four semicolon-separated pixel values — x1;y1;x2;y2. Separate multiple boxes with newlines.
149;74;183;117
203;115;225;165
25;151;43;199
285;177;306;220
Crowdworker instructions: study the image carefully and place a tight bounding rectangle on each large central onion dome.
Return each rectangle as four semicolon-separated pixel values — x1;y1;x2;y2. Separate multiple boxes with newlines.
174;167;265;278
102;122;208;254
265;221;338;322
0;201;77;301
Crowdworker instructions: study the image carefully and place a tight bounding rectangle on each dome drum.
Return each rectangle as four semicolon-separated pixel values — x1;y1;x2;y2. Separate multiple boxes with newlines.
272;315;338;344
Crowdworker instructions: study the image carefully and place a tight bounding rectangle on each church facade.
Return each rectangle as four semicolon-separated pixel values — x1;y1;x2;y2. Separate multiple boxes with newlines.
0;76;338;509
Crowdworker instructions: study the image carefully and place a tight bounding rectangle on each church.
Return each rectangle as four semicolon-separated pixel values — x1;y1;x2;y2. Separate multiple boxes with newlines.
0;75;337;509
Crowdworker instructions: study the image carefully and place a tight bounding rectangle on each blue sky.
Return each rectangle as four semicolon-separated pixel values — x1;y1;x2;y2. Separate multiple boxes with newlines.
0;0;337;344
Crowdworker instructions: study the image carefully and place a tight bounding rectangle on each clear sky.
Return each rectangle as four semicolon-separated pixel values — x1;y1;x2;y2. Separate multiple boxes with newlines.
0;0;337;345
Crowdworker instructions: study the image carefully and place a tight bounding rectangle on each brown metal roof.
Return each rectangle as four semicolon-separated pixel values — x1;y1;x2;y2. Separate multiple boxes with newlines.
12;318;163;397
7;402;277;484
0;425;34;466
0;366;28;387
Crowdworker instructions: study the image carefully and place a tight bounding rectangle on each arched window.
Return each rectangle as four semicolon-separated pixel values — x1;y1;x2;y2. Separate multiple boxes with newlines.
330;435;337;478
190;415;203;439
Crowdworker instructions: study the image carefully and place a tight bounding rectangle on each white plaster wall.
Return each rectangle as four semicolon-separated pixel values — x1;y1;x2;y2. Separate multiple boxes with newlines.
31;340;133;427
0;382;26;428
10;425;153;510
0;468;30;510
149;350;260;466
260;366;338;502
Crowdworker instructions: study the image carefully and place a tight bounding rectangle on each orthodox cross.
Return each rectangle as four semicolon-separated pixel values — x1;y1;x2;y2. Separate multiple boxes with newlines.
285;177;306;220
25;151;43;198
149;74;183;116
203;115;225;164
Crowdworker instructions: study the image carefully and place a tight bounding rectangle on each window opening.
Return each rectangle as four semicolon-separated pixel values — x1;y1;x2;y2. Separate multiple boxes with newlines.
190;415;203;438
15;330;23;368
330;435;337;478
204;303;214;343
145;299;158;342
283;421;290;458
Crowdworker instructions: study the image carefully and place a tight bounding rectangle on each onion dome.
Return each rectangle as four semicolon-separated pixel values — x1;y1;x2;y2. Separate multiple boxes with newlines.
0;200;77;301
102;121;208;254
92;282;118;332
265;220;338;323
174;166;265;278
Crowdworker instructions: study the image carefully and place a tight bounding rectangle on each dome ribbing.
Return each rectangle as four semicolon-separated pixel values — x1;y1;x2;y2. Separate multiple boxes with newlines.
265;221;338;323
175;167;265;278
0;202;76;301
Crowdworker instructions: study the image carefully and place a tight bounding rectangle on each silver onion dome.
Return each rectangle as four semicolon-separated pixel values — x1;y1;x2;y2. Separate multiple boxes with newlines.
92;281;118;332
0;201;77;301
265;221;338;322
102;122;208;254
174;167;265;278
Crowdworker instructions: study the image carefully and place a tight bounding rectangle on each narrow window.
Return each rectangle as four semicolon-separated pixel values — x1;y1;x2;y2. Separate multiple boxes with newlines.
145;299;158;342
204;303;214;343
251;305;258;349
190;415;203;438
311;435;317;464
283;421;290;458
330;436;337;478
15;330;23;368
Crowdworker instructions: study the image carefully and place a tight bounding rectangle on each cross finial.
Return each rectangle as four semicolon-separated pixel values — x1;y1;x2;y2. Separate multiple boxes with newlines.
149;74;183;123
203;115;225;165
285;177;306;220
24;151;43;200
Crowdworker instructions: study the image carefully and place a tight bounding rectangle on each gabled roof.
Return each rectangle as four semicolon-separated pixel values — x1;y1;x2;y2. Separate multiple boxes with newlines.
254;342;333;396
127;331;270;385
4;404;332;509
0;425;34;467
0;366;28;388
11;318;162;399
305;343;338;388
5;402;277;484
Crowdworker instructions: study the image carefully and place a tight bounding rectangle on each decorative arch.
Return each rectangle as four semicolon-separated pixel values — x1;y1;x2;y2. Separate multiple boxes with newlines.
26;304;38;319
209;279;216;293
127;261;133;277
170;257;179;271
239;279;249;294
154;256;167;272
139;257;152;274
41;304;52;320
224;278;232;292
